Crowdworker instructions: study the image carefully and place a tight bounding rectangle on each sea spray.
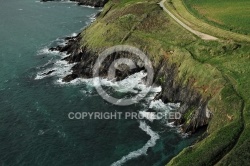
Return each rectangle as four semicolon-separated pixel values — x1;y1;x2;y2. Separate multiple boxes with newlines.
34;31;184;166
139;111;157;122
111;121;160;166
149;99;180;112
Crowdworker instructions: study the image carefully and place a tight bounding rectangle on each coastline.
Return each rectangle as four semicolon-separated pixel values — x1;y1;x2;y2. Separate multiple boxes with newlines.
39;0;250;165
41;0;108;7
46;0;210;134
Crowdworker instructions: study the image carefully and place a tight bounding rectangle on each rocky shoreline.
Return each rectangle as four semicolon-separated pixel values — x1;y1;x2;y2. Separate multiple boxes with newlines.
40;0;250;165
50;33;210;134
41;0;108;7
43;0;210;133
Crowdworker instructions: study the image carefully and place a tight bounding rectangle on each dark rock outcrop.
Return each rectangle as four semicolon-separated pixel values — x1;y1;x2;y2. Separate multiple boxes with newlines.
51;34;210;134
153;62;211;133
41;0;109;7
50;33;146;81
43;0;210;134
43;70;55;76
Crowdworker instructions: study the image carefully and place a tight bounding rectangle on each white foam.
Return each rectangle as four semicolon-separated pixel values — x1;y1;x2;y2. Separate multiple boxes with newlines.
35;60;75;80
59;0;78;4
63;71;149;92
36;58;54;69
142;85;162;103
56;76;92;85
37;46;70;58
166;121;175;128
82;5;95;9
176;128;190;138
37;47;59;56
111;121;159;166
70;32;78;37
85;13;97;25
149;99;180;112
56;71;164;107
149;86;162;93
56;72;147;97
106;71;148;93
139;111;157;122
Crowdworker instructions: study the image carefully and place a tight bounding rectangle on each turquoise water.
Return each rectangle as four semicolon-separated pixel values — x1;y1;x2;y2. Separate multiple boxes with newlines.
0;1;201;165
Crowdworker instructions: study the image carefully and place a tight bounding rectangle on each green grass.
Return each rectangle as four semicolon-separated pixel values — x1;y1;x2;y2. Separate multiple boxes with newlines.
79;0;250;165
184;0;250;35
164;0;250;42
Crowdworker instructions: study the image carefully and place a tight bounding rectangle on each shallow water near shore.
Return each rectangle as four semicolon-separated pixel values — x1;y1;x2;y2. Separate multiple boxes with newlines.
0;0;202;165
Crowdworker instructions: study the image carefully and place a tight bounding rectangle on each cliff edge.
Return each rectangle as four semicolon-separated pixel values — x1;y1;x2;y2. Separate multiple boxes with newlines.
43;0;250;165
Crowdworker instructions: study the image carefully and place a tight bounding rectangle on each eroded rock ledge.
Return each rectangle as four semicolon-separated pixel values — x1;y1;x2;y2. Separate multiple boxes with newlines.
51;34;211;134
44;0;210;134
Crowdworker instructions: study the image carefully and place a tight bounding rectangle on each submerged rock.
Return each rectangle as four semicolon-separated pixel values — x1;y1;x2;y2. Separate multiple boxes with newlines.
43;70;55;76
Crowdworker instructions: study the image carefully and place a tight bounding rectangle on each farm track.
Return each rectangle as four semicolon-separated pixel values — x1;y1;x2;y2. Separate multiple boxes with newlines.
160;0;250;42
159;0;218;40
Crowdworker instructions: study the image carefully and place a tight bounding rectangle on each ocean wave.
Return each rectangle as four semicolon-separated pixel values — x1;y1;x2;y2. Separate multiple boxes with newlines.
58;71;149;92
139;111;157;122
81;5;95;9
36;57;54;69
70;32;78;37
56;76;91;85
111;121;159;166
176;128;190;138
166;121;175;128
85;13;97;25
107;71;147;93
149;99;180;112
37;47;60;56
58;72;147;93
35;60;75;80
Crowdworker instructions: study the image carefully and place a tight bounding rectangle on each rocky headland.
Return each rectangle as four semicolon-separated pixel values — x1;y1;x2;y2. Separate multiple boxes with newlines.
50;33;210;134
42;0;249;165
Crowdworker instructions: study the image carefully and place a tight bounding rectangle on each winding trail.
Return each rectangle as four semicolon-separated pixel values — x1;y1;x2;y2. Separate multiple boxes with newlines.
159;0;218;41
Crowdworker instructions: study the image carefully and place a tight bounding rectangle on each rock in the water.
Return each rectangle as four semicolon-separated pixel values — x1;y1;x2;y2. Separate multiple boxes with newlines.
62;73;78;82
43;70;55;76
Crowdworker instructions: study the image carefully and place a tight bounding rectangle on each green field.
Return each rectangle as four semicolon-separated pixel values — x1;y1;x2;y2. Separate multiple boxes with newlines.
184;0;250;35
164;0;250;42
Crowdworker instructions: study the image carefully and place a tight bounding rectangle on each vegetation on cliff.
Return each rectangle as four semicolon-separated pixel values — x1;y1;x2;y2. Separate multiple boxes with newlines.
48;0;250;165
75;0;250;165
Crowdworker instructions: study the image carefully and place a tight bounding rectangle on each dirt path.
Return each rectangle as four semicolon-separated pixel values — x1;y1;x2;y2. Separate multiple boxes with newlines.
159;0;218;41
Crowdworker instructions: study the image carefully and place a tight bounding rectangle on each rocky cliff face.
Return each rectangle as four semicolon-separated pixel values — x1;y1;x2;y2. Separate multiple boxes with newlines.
51;34;210;134
44;0;210;133
41;0;108;7
42;0;250;164
153;61;210;132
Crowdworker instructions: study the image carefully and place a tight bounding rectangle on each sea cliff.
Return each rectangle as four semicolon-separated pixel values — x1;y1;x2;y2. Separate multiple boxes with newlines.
43;0;250;165
52;33;210;133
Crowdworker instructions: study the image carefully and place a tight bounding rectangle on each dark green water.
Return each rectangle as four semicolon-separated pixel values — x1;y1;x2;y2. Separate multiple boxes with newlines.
0;0;201;165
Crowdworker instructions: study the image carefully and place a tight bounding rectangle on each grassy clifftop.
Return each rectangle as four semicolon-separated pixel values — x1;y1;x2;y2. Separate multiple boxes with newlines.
79;0;250;165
